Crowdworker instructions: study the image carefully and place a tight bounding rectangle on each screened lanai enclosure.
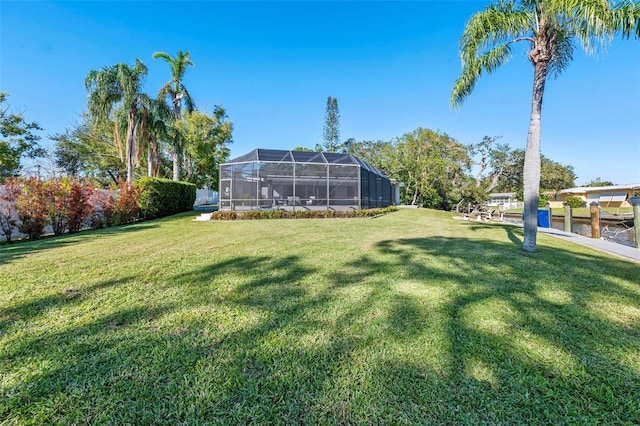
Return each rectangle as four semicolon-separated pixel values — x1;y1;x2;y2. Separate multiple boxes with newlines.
219;149;396;211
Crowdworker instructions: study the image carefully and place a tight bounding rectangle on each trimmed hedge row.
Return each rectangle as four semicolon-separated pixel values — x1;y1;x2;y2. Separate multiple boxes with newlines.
210;206;398;220
137;178;197;220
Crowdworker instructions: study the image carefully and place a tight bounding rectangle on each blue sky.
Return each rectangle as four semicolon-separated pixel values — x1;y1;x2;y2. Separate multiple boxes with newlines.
2;1;639;185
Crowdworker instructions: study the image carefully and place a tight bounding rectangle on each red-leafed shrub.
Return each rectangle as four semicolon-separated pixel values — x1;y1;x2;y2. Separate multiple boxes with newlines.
113;180;141;225
68;180;96;233
15;177;49;240
88;189;115;228
45;179;69;236
0;178;23;242
40;178;98;235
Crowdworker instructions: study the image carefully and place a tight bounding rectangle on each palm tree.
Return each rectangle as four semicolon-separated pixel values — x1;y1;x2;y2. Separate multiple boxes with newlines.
138;98;171;178
451;0;638;252
153;50;195;181
85;59;149;186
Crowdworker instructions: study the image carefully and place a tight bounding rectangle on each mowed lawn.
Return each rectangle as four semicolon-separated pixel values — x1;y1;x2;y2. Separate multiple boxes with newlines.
1;209;639;425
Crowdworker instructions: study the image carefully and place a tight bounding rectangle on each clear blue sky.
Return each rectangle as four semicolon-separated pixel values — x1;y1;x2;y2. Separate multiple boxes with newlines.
2;1;639;185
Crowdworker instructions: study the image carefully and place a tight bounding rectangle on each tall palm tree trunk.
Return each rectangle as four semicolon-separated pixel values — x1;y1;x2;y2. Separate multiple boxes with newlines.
522;59;549;252
172;148;181;181
148;139;159;177
172;96;182;181
126;111;137;186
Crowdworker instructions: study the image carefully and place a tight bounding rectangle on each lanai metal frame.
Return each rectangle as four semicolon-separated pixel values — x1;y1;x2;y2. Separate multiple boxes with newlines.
219;149;392;211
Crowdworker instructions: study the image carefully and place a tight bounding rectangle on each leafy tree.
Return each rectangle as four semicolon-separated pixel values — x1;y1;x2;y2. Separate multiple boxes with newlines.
401;129;470;209
583;177;615;187
85;60;150;186
337;139;381;160
54;105;174;186
53;114;127;186
339;137;357;154
354;129;470;209
541;157;576;194
175;108;233;189
292;146;314;152
322;96;340;152
452;0;639;252
0;92;44;179
492;148;526;194
489;148;576;198
153;50;195;181
468;135;514;192
461;177;493;209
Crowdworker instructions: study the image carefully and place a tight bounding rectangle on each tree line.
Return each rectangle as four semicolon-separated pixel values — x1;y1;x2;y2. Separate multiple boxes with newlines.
1;50;233;190
296;128;579;211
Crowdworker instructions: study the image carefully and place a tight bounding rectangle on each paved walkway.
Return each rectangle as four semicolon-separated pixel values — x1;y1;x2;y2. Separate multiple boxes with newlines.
538;227;640;264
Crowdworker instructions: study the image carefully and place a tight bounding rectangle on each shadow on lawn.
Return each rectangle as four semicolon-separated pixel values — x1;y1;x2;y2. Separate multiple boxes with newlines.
369;236;640;422
2;235;639;424
0;276;133;335
0;222;160;265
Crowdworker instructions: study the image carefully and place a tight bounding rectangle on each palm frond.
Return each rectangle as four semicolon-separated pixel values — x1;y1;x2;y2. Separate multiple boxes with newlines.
558;0;616;53
180;86;195;113
452;44;512;108
460;1;534;66
154;50;196;115
548;26;575;77
453;1;534;108
152;52;172;62
152;98;173;122
612;0;640;38
157;82;177;104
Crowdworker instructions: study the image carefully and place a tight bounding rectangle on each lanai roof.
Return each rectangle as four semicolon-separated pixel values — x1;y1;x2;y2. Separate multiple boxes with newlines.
224;148;386;176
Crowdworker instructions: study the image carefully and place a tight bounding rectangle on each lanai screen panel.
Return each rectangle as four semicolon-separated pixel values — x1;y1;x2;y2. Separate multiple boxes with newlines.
220;149;392;211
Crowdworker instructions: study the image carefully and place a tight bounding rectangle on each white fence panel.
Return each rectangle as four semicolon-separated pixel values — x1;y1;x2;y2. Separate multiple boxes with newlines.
194;190;219;206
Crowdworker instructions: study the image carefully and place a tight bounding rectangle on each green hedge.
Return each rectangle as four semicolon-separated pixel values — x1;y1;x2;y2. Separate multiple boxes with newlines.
210;206;398;220
564;196;584;209
137;178;197;220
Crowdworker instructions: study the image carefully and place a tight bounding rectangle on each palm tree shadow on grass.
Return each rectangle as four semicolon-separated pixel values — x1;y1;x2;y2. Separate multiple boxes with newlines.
0;222;160;265
465;222;524;247
2;239;639;424
158;239;640;422
369;236;640;423
0;276;135;336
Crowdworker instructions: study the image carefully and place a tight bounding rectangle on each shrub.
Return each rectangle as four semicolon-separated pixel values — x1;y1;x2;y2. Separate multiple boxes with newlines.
88;190;115;228
210;206;398;221
114;180;141;225
45;179;70;236
15;177;49;240
564;196;583;209
67;181;96;233
0;178;22;242
35;178;98;236
538;196;549;208
137;178;197;220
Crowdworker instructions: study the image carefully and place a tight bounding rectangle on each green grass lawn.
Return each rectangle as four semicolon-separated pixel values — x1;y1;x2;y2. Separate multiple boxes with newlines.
1;209;639;424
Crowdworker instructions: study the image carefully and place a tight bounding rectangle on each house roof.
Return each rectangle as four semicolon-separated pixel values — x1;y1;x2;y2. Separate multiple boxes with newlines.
488;192;517;197
559;183;640;194
224;148;386;176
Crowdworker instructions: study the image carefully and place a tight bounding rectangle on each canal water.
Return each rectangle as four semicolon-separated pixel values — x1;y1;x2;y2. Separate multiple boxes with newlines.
503;215;635;248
